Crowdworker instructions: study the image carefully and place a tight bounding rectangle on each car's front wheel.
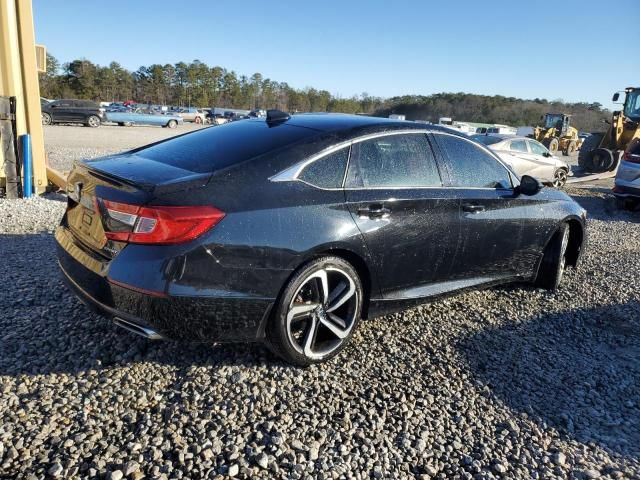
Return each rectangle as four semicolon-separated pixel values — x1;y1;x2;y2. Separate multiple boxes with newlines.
166;120;178;129
535;223;569;291
42;113;52;125
552;168;568;188
267;256;363;366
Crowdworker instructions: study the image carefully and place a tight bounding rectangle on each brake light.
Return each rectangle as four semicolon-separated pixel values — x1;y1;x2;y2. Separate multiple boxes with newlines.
623;150;640;164
99;199;225;244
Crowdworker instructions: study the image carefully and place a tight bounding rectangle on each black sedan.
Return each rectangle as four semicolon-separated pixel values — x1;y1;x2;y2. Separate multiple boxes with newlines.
56;112;587;366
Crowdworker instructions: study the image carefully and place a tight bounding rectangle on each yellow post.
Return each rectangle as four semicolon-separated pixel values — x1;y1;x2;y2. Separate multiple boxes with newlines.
0;0;47;194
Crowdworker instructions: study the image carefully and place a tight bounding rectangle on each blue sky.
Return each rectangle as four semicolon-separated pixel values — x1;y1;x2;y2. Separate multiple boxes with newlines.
33;0;639;109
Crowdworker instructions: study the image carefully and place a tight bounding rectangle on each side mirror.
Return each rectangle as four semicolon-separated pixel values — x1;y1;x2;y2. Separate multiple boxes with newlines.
543;152;552;158
612;93;620;102
517;175;542;196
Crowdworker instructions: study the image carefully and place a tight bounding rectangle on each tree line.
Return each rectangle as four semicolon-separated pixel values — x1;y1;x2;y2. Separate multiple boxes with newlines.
39;54;610;131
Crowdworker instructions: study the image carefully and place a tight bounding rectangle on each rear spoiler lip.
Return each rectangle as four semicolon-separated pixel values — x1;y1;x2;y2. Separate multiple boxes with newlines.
78;159;212;196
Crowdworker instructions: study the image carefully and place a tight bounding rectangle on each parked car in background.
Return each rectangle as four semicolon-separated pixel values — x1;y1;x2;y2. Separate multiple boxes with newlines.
613;137;640;210
472;134;572;188
56;113;586;366
177;107;207;124
206;111;228;125
41;99;103;127
105;108;183;128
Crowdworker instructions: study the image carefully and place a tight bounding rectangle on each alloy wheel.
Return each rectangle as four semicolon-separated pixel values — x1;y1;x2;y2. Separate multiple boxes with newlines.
286;267;359;360
558;226;569;280
553;169;567;188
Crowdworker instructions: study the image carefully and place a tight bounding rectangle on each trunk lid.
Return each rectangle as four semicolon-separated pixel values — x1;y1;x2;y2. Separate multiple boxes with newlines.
64;154;211;257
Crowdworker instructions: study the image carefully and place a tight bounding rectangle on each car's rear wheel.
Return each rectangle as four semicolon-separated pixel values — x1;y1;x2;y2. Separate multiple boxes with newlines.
552;168;568;188
195;116;203;124
267;256;362;366
167;120;178;129
42;113;52;125
535;223;569;291
86;115;101;128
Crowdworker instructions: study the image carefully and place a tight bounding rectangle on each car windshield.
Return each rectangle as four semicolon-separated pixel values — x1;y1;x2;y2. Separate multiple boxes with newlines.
624;90;640;121
471;135;503;146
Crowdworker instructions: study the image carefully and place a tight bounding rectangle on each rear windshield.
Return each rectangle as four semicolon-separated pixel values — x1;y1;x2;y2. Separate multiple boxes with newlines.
135;120;318;173
471;135;503;146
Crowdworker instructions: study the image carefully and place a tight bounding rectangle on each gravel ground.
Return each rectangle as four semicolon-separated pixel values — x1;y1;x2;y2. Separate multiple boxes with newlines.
44;124;204;173
0;185;639;479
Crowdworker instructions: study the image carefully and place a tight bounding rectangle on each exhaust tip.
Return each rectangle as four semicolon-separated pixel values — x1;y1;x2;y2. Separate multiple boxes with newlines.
113;317;164;340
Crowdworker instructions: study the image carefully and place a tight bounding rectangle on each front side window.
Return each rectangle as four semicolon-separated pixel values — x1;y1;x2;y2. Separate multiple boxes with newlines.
510;140;528;152
298;146;350;188
345;133;441;188
435;134;512;189
528;140;548;156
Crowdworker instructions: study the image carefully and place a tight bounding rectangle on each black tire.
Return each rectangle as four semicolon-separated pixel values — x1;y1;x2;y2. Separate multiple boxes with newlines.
616;196;638;211
535;223;570;291
552;168;568;188
117;122;125;126
167;120;178;129
547;138;559;153
564;140;576;156
266;256;363;366
195;116;203;124
86;115;101;128
42;113;52;125
578;133;604;171
591;148;614;172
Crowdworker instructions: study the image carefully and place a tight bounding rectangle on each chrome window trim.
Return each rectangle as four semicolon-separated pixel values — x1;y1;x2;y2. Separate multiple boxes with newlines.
270;128;518;191
269;129;432;184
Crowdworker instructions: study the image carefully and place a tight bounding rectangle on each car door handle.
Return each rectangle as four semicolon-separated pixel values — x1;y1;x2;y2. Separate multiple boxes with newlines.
462;203;485;213
358;205;391;219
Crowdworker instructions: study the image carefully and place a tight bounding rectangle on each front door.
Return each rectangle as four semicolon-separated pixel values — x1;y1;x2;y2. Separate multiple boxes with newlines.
431;132;533;280
344;132;460;298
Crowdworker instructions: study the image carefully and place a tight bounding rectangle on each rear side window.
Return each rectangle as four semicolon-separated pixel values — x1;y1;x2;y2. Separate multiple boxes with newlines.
135;120;318;173
435;134;511;189
345;134;441;188
510;140;528;152
298;147;349;188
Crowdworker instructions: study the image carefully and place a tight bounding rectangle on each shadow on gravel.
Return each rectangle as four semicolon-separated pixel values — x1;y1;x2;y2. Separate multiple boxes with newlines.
0;233;285;380
568;190;640;223
458;301;640;459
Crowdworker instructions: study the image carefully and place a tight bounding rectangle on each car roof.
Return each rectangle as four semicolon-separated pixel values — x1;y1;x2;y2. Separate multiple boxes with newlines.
252;112;465;137
472;134;532;142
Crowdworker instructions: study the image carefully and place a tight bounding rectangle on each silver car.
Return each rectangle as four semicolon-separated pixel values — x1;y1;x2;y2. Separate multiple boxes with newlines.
613;138;640;210
472;134;572;188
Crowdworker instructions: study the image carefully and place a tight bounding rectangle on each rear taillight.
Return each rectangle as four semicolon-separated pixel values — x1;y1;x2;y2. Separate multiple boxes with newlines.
98;199;225;244
623;151;640;164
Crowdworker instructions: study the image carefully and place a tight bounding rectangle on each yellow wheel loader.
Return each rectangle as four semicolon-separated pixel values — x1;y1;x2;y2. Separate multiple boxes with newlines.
531;113;582;156
578;87;640;173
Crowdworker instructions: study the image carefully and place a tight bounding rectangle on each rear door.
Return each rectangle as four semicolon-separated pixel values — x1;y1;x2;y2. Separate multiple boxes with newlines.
501;138;537;177
50;100;73;122
344;132;460;297
431;132;535;279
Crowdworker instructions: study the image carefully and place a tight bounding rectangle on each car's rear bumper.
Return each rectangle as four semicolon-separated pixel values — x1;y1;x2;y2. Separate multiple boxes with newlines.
55;227;273;343
614;161;640;198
